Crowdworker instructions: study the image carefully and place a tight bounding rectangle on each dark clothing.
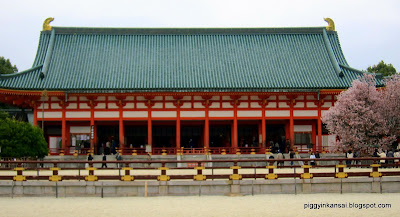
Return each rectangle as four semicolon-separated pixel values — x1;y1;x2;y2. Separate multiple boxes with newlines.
88;155;93;161
290;151;295;166
102;155;107;168
387;151;394;165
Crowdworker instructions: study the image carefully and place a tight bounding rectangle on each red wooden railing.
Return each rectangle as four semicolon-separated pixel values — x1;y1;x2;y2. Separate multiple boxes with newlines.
1;157;399;182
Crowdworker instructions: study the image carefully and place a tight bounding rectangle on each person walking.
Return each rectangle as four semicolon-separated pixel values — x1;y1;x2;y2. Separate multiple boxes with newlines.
101;153;107;168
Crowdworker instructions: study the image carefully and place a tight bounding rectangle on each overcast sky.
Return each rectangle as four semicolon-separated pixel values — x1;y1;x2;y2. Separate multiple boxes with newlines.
1;0;399;72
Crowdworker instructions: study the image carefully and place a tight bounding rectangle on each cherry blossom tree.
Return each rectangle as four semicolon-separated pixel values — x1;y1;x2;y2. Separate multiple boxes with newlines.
380;75;400;140
322;74;398;155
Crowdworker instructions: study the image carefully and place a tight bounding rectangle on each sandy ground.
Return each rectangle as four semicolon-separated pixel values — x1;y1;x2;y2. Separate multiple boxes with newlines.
0;193;399;217
1;168;399;216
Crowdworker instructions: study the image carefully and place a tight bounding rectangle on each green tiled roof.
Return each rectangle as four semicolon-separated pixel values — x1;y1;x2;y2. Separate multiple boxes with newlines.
0;26;373;92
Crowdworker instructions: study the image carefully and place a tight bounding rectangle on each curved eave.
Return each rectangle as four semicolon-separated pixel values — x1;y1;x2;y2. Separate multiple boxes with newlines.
0;65;43;80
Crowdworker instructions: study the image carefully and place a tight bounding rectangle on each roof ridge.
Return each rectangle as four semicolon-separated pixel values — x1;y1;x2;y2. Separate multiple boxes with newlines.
47;26;330;35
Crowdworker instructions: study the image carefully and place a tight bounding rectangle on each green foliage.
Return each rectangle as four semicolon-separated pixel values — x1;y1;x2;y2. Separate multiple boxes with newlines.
0;111;48;158
0;56;18;74
367;60;397;77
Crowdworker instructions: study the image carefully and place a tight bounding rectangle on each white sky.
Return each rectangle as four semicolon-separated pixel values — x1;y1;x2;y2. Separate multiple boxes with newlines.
1;0;399;72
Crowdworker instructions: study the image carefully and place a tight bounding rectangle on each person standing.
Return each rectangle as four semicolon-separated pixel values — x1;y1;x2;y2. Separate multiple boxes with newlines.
276;150;284;167
310;152;316;166
315;151;321;166
394;149;400;168
116;152;122;168
289;149;295;166
101;153;107;168
86;154;93;168
387;149;394;167
346;150;353;167
378;150;386;166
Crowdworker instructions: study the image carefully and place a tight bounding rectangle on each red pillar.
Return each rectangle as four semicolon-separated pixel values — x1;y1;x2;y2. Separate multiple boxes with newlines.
90;106;95;150
233;108;238;148
261;110;266;148
317;102;322;152
204;113;209;148
176;110;181;149
202;97;211;148
257;121;262;147
66;122;71;153
312;121;317;152
147;112;152;146
119;112;124;152
61;105;66;152
289;111;294;149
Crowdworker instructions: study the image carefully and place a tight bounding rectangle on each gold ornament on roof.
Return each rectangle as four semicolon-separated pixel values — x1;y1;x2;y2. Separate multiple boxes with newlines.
43;17;54;31
324;18;335;31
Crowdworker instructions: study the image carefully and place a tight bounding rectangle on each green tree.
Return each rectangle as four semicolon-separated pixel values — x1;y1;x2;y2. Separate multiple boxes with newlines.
367;60;397;77
0;111;48;158
0;56;18;74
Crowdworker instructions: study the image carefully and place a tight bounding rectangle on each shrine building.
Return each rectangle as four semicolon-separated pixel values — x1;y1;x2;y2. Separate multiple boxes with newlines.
0;18;368;155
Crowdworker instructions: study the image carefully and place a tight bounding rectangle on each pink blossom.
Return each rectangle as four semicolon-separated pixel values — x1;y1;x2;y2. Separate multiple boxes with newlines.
322;74;399;155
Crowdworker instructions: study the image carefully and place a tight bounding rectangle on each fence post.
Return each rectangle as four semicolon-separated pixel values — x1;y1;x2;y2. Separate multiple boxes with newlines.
121;163;134;181
13;163;26;181
335;164;348;178
157;163;170;181
85;162;98;181
49;163;62;182
221;149;226;155
301;161;313;179
266;158;278;179
236;149;241;155
194;162;206;181
370;164;382;178
229;162;242;180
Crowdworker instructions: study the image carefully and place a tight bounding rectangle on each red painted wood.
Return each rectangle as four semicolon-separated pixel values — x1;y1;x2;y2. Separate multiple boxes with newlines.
61;105;66;152
317;99;323;152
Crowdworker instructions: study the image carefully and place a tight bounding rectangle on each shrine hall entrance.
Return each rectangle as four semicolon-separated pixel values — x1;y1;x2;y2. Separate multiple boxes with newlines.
209;121;231;147
266;122;287;153
181;121;204;149
125;121;147;149
238;121;259;148
97;123;119;154
152;121;176;148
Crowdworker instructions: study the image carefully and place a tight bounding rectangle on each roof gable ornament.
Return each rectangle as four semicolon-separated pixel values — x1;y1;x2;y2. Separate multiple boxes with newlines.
43;17;54;31
324;18;335;31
